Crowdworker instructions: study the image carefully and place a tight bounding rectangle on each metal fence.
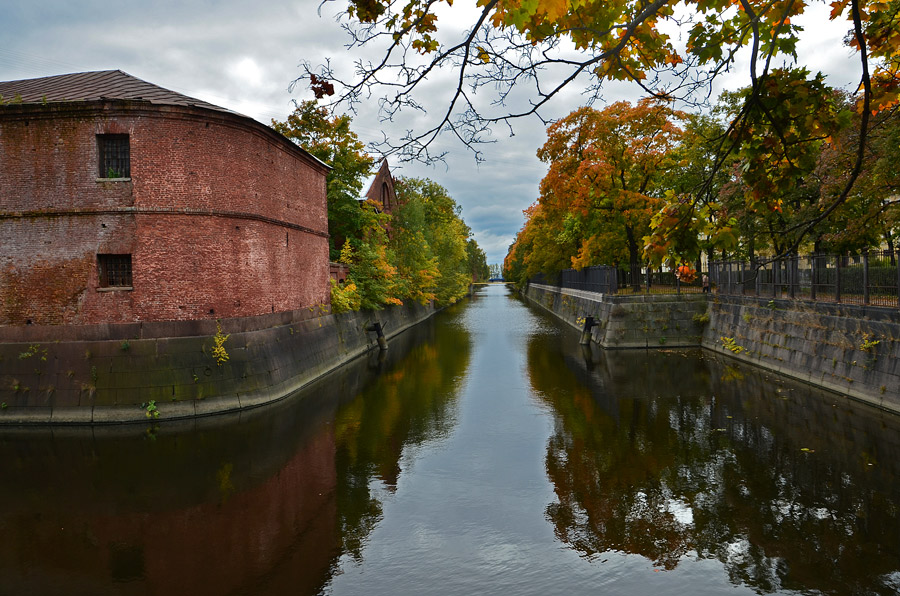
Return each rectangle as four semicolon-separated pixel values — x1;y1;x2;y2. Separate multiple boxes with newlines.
710;250;900;307
532;265;705;295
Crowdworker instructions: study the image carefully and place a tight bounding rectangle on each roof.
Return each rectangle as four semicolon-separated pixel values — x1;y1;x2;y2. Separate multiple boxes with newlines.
0;70;331;171
364;159;394;203
0;70;236;115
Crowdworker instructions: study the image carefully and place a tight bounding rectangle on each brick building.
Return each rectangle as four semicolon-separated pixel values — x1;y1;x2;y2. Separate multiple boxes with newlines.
0;70;330;326
330;159;401;284
364;159;399;214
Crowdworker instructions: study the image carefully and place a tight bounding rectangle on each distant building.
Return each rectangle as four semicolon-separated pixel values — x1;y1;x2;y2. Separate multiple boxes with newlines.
364;159;400;214
0;70;330;326
330;159;401;284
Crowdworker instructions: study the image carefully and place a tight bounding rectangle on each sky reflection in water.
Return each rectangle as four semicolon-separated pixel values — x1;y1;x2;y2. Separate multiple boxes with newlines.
1;284;898;595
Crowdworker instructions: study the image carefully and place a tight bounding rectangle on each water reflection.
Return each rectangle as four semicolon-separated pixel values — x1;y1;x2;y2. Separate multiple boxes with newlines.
0;312;470;596
4;287;900;596
334;308;471;561
528;328;900;595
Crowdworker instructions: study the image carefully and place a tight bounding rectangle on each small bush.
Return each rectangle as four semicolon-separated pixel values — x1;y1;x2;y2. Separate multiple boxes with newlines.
330;278;362;313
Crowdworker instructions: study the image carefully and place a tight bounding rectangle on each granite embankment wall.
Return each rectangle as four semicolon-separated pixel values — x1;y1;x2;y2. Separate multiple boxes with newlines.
525;284;708;348
704;295;900;412
523;283;900;412
0;301;435;424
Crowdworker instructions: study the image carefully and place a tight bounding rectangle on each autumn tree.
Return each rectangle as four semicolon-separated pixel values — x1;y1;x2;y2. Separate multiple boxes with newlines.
652;79;900;265
338;203;404;310
811;103;900;254
305;0;900;255
395;177;474;305
648;72;859;265
466;239;490;282
272;100;373;259
389;188;440;305
504;201;577;285
653;113;737;268
530;99;684;287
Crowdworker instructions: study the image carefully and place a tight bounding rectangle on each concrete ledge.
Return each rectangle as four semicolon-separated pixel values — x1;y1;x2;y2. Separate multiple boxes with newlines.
704;295;900;413
525;283;708;349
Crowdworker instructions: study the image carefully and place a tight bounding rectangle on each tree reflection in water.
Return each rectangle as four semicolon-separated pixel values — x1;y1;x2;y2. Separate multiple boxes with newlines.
0;310;471;596
333;309;472;561
527;333;900;595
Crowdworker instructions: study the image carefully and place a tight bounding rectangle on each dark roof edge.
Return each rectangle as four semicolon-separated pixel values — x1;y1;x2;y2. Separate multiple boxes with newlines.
0;70;330;172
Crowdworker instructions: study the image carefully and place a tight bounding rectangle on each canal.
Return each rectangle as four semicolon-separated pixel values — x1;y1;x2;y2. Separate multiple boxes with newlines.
2;284;900;595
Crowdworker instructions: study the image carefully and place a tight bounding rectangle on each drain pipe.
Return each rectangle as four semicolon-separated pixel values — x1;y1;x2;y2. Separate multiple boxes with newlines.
579;316;596;345
369;321;388;351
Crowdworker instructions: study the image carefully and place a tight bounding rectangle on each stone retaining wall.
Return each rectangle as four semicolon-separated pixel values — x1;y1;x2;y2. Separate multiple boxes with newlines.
0;301;435;424
523;284;900;413
704;295;900;412
525;284;708;348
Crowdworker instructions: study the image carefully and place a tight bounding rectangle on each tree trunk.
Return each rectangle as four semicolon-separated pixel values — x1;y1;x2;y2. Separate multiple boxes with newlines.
625;226;641;292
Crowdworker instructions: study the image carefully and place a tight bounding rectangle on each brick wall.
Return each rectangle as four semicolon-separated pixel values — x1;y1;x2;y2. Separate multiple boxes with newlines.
1;102;329;324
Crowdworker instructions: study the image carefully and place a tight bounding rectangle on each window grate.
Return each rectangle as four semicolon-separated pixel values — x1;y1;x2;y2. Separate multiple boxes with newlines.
97;254;133;288
98;134;130;178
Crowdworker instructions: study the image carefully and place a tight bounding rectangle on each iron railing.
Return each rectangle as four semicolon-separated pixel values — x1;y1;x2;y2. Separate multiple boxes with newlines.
532;265;705;295
710;250;900;307
531;250;900;306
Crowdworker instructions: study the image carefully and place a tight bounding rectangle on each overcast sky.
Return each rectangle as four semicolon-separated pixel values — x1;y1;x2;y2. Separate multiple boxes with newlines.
1;1;861;265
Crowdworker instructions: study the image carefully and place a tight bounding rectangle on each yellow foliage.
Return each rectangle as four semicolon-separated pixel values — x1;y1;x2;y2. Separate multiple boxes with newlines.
330;278;362;313
212;321;230;366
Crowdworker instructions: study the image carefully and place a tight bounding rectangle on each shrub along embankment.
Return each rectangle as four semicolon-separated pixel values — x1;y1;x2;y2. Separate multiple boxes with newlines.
523;284;900;413
0;301;435;424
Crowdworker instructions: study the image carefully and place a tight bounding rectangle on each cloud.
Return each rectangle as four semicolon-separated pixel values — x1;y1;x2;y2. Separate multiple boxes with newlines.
0;0;864;265
228;57;265;89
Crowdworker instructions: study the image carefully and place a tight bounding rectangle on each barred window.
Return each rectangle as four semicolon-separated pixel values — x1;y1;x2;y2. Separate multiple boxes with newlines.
98;134;130;178
97;254;133;288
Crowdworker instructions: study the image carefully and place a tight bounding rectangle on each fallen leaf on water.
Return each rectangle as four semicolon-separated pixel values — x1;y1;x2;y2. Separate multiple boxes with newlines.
801;447;815;453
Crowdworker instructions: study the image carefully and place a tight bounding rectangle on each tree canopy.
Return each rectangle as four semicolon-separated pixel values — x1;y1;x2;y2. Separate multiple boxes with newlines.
311;0;897;155
306;0;900;259
505;90;900;284
273;102;487;310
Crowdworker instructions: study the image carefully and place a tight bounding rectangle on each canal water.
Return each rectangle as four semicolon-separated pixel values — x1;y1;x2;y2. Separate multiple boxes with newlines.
2;284;900;595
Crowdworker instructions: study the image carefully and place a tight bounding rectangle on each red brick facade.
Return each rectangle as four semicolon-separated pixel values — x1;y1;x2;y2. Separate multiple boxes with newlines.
1;98;330;325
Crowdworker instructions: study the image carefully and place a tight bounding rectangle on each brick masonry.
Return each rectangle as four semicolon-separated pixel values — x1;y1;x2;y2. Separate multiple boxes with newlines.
1;100;330;325
524;284;900;413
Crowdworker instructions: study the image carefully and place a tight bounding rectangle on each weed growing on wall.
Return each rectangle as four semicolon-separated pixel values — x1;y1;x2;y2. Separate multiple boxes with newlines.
142;400;159;419
860;334;881;352
18;344;47;361
692;311;710;326
212;321;230;366
720;336;745;354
